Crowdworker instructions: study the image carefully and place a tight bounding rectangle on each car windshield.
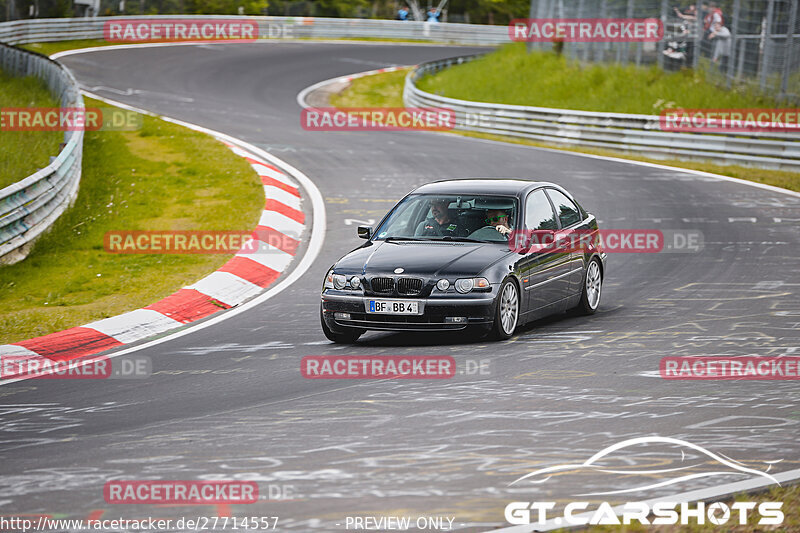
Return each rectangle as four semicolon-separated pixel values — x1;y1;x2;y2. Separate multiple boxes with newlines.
373;194;518;243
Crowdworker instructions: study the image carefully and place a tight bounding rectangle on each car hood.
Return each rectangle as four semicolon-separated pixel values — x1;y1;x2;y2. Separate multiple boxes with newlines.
335;240;512;277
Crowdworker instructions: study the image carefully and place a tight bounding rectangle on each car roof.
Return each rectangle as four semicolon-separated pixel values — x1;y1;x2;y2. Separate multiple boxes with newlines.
411;178;559;197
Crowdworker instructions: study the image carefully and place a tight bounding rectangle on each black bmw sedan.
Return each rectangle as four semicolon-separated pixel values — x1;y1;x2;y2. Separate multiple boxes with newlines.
320;179;606;343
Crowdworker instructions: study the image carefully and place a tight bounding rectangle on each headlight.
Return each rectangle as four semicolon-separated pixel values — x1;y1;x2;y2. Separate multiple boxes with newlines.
350;276;361;289
455;277;490;294
324;269;335;289
333;274;347;290
454;278;474;293
436;279;450;291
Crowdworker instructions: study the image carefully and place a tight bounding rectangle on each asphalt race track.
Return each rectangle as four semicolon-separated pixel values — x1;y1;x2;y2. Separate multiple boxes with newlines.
2;41;799;531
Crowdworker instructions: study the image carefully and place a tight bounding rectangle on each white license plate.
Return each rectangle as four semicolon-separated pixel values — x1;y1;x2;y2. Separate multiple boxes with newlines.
367;299;421;315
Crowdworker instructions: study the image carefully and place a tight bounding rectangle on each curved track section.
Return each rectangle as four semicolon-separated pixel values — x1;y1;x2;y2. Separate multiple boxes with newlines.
1;41;799;531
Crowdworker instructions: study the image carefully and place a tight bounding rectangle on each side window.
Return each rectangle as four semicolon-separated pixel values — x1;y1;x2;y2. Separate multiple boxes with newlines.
524;189;558;231
546;189;582;228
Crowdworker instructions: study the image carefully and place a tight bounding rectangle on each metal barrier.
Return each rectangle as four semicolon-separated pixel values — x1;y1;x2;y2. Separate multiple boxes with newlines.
0;43;84;264
0;16;511;46
404;56;800;171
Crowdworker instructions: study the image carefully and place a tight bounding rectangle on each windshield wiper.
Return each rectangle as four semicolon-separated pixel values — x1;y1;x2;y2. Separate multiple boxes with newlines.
440;236;490;243
383;236;427;242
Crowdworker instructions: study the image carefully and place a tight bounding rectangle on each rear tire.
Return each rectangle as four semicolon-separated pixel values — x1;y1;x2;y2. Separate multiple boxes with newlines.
576;257;602;315
490;278;520;341
320;308;364;344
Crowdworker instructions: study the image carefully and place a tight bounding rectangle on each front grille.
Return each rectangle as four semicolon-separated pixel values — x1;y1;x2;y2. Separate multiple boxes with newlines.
370;277;395;294
397;277;423;295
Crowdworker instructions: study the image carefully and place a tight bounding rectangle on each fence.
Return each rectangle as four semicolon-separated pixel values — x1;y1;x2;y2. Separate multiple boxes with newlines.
527;0;798;102
0;43;83;264
404;55;800;171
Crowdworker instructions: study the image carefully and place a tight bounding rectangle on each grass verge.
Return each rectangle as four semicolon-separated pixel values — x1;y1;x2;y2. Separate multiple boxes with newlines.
331;69;800;192
417;43;787;114
0;69;63;188
0;97;263;345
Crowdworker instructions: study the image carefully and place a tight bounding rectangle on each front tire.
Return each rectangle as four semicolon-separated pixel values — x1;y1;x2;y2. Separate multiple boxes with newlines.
491;278;520;341
320;308;364;344
576;257;603;315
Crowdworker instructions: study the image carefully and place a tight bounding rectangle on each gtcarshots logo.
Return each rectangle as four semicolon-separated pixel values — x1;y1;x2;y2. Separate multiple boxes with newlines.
504;501;783;526
504;436;784;527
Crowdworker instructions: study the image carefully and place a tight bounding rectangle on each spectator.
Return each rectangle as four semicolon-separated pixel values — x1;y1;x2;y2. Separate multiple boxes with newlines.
397;6;409;21
673;4;696;22
427;8;441;23
709;21;731;70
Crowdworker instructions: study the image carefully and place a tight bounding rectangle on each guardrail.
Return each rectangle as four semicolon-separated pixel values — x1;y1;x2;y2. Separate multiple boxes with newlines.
0;16;511;46
404;56;800;172
0;43;84;264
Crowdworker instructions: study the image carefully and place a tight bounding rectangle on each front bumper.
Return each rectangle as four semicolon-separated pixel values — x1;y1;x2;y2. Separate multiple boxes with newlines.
321;291;495;332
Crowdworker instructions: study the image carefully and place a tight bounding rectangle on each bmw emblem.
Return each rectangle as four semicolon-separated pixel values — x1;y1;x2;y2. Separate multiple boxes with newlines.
394;267;404;274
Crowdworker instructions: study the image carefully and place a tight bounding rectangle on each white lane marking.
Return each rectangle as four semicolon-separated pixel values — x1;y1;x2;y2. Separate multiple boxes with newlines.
264;185;301;210
238;242;294;271
258;210;305;236
186;271;262;306
85;309;183;344
0;345;41;357
252;163;297;186
0;79;325;385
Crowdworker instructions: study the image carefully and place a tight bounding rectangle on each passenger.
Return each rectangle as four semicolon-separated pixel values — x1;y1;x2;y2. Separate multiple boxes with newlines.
415;199;464;237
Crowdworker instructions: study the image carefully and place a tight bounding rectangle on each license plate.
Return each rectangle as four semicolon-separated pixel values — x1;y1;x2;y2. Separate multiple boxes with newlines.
367;299;421;315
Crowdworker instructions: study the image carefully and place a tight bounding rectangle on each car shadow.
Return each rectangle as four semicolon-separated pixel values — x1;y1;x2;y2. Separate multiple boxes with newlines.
352;305;624;347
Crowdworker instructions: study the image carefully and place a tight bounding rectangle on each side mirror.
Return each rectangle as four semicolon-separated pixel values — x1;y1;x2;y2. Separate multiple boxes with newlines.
357;226;372;240
510;229;556;253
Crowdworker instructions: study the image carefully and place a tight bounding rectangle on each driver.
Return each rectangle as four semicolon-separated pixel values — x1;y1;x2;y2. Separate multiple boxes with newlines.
415;199;465;237
486;209;512;237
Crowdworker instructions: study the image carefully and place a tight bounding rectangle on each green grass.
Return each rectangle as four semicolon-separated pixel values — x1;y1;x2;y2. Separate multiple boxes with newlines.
20;39;113;57
0;69;63;188
332;68;800;192
417;43;787;114
0;97;263;345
